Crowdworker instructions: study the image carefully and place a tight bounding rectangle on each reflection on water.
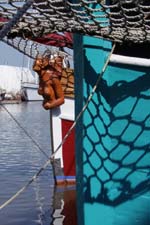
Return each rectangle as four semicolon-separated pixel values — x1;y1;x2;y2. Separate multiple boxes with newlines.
51;186;77;225
0;102;77;225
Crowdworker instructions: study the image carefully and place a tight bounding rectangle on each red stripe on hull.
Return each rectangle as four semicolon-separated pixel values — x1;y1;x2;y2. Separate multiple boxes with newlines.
61;119;76;177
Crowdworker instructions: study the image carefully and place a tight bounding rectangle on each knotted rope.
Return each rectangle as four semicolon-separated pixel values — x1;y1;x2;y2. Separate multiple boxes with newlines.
0;0;34;39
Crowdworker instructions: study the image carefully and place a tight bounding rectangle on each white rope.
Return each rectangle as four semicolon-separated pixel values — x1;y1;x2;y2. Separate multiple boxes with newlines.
0;104;49;159
0;43;116;211
0;160;50;210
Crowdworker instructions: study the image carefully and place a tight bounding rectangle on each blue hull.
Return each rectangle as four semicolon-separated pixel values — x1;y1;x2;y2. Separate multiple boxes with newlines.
74;36;150;225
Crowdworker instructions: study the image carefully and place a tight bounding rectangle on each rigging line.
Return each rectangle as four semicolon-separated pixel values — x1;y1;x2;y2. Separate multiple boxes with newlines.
0;104;49;159
0;159;51;211
50;42;116;161
0;43;116;211
0;0;34;39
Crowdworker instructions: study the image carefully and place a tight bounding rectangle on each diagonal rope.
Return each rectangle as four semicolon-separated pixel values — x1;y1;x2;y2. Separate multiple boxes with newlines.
0;43;116;211
0;0;34;39
50;43;116;161
0;104;49;159
0;160;50;210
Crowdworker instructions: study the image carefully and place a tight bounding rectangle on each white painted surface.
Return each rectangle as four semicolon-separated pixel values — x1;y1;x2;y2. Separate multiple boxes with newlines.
60;97;75;121
110;54;150;67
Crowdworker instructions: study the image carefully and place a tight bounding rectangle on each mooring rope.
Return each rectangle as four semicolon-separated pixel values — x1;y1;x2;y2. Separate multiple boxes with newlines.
0;160;50;210
0;104;49;159
0;43;116;211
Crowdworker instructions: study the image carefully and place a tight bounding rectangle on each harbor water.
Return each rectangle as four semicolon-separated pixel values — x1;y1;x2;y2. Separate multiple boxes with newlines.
0;101;77;225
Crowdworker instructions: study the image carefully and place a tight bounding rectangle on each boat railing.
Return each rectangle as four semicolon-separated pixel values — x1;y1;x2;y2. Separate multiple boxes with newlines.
110;54;150;67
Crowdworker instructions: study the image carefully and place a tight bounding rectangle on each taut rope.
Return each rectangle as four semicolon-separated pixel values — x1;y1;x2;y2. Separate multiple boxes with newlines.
0;43;116;211
0;104;49;159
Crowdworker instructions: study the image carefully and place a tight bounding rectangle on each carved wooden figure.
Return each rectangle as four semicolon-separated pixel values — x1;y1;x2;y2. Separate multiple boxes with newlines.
32;55;65;110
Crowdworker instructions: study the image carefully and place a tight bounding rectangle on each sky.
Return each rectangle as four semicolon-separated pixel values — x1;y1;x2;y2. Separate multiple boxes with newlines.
0;41;33;70
0;41;38;94
0;41;74;69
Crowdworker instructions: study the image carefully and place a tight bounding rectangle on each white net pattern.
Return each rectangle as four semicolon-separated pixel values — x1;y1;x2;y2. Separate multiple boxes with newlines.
0;0;150;43
0;0;150;58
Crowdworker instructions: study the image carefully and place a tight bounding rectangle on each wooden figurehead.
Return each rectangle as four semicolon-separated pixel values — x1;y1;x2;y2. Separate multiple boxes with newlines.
32;55;65;110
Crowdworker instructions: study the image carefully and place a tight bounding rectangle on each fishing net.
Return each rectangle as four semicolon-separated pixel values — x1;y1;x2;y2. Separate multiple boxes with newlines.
0;0;75;97
2;37;66;59
0;0;150;56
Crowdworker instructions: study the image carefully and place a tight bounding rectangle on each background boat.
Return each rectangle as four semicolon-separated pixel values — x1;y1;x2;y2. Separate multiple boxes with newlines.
0;88;6;101
0;65;38;101
21;82;43;101
21;53;43;101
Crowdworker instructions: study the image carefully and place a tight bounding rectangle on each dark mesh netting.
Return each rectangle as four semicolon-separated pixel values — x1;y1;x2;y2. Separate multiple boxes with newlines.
0;0;150;44
82;61;150;205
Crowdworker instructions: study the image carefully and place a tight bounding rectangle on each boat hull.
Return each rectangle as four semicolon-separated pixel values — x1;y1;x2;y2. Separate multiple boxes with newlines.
74;36;150;225
21;82;43;101
50;97;76;185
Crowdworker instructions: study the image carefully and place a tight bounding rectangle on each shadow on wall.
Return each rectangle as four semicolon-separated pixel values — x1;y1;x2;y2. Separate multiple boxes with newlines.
82;54;150;206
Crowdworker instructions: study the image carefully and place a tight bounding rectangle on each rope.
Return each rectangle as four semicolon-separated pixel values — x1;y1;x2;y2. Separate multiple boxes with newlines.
0;0;34;39
0;104;49;159
0;43;116;210
50;43;116;161
1;0;150;43
0;160;50;210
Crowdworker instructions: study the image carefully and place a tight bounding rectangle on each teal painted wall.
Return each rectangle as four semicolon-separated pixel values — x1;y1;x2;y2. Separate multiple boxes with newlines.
74;35;150;225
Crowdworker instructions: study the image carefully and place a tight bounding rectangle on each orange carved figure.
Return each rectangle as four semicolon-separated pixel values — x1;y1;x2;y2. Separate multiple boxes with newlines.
33;55;65;110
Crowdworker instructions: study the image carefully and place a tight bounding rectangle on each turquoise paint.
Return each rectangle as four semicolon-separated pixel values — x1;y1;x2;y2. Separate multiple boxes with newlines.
74;33;150;225
84;192;150;225
73;2;150;223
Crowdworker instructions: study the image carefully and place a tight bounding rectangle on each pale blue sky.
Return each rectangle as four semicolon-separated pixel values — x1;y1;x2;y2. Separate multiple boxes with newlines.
0;41;74;70
0;41;33;70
